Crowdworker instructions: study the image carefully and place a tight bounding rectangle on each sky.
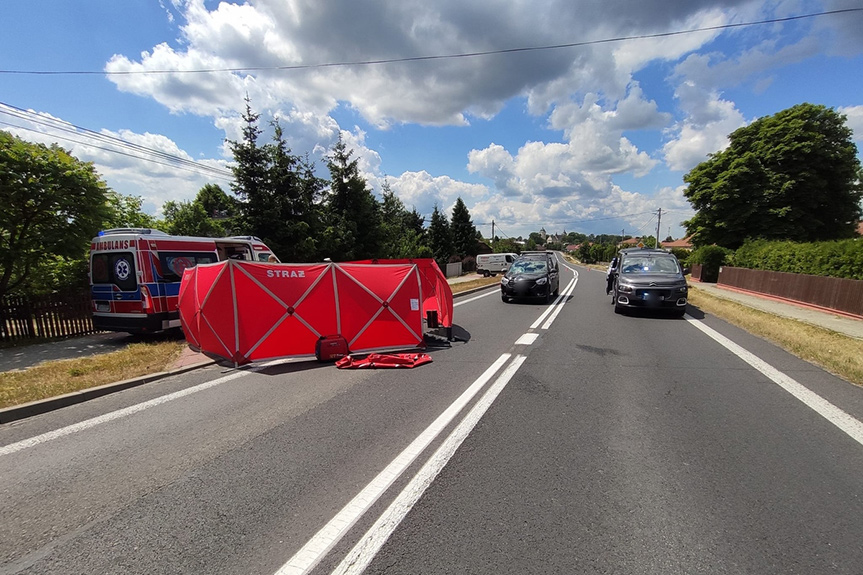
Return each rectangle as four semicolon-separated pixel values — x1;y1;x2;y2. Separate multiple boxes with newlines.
2;0;862;242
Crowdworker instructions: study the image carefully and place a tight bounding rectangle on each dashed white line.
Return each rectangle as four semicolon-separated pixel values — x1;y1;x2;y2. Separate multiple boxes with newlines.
515;333;539;346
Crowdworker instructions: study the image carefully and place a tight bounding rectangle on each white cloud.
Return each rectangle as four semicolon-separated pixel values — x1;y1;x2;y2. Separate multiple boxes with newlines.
388;171;488;218
839;105;863;142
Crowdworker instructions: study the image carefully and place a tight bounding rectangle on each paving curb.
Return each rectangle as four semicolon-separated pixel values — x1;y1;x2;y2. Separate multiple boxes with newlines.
0;358;216;424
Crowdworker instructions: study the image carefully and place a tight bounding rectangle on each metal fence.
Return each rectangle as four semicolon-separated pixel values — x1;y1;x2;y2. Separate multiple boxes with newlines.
718;266;863;318
1;291;96;344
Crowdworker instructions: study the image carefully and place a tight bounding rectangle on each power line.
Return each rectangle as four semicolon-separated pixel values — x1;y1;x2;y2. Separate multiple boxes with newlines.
0;9;855;76
0;102;234;181
0;120;234;183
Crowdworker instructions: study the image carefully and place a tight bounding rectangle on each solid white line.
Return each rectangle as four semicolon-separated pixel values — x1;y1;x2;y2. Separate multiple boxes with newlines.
0;357;299;457
541;270;579;330
685;316;863;447
274;353;513;575
453;288;499;307
331;355;528;575
0;369;248;457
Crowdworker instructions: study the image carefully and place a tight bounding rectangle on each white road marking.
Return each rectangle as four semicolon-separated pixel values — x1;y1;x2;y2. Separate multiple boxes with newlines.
686;316;863;447
274;354;513;575
541;270;579;330
454;288;499;307
515;333;539;346
331;355;528;575
0;358;295;457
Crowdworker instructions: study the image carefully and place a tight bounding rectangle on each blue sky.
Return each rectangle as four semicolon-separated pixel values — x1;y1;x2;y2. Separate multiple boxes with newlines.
2;0;862;241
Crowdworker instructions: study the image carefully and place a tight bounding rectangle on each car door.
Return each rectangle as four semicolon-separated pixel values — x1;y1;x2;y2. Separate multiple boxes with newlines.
547;255;559;292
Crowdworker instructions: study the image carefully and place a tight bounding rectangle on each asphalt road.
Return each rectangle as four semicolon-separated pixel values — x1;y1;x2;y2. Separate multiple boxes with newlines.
2;260;863;575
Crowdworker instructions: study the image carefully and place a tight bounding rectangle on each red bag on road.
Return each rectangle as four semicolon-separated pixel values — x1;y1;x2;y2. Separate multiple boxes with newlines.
335;353;432;369
315;335;349;362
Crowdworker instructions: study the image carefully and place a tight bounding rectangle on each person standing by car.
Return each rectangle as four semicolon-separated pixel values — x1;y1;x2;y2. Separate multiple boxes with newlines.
606;256;618;294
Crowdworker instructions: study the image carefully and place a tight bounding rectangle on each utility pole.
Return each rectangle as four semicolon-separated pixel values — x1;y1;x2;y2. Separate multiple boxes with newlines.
491;220;495;245
655;208;662;248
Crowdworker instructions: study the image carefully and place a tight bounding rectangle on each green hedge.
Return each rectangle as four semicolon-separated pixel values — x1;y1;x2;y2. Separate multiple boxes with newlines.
689;245;732;283
731;239;863;281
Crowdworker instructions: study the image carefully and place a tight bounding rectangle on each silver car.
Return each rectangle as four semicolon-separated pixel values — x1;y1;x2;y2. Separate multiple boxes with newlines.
611;248;688;317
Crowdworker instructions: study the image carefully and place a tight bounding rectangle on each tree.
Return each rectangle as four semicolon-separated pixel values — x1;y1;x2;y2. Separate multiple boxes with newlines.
324;135;382;260
379;181;430;258
427;204;453;269
266;123;324;261
0;131;113;299
684;103;863;249
105;192;160;229
228;97;270;239
163;199;224;237
227;101;326;261
494;238;521;254
450;197;477;258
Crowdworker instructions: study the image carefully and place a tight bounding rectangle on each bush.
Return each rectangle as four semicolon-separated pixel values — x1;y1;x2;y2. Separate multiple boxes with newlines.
462;255;476;273
669;248;691;267
689;245;732;283
732;238;863;280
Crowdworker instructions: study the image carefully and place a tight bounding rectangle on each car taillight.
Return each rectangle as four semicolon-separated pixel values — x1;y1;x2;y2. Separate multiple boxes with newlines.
141;285;152;311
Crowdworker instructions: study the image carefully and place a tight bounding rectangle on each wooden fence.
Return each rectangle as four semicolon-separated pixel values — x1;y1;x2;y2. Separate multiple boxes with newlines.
717;266;863;318
1;291;97;344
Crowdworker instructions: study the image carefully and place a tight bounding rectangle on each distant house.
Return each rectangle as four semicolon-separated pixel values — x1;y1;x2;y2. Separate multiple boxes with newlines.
662;236;694;250
566;244;579;252
474;241;493;255
619;237;641;247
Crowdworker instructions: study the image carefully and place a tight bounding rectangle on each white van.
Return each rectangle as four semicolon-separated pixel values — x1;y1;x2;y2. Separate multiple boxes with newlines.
476;253;517;277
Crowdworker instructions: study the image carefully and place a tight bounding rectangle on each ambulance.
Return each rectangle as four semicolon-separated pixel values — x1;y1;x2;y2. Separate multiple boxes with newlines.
89;228;277;334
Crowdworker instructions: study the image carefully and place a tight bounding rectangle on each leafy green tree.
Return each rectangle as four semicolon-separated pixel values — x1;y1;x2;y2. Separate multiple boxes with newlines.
163;199;224;237
684;103;863;249
493;238;521;254
450;197;477;258
0;131;112;299
427;204;453;269
324;135;382;260
196;183;236;219
105;191;160;229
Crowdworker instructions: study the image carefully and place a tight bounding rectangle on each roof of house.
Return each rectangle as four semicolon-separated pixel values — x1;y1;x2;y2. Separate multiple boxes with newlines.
662;236;694;249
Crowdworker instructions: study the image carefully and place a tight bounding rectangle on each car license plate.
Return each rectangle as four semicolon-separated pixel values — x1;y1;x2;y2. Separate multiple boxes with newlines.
96;302;110;312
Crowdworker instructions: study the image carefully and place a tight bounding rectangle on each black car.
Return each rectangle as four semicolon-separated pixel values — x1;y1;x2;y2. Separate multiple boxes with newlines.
500;254;560;303
611;248;688;316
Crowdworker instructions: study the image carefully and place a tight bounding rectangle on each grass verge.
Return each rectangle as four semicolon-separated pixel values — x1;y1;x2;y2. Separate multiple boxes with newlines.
0;341;185;410
450;276;501;292
687;286;863;387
